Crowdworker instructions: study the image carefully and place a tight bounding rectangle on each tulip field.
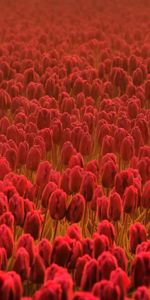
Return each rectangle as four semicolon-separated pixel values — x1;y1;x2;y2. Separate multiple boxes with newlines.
0;0;149;299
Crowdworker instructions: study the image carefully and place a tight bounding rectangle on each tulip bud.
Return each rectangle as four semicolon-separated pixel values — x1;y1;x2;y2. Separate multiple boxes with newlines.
133;68;144;86
74;253;91;287
90;185;103;211
13;247;30;280
26;146;41;172
37;108;50;130
98;252;118;280
33;280;62;300
123;185;138;214
115;170;134;197
36;161;51;187
136;241;150;254
127;100;139;119
17;234;35;264
0;192;8;216
16;175;28;197
145;80;150;101
80;259;98;291
73;291;98;300
132;252;150;287
39;128;53;152
101;135;115;156
130;223;147;254
38;238;52;267
30;253;45;284
66;194;85;223
24;211;42;240
9;193;24;226
0;248;7;270
86;160;99;179
49;189;66;221
0;89;11;110
98;220;115;247
142;180;150;209
0;224;14;258
82;238;93;257
69;166;83;194
5;148;17;170
108;192;122;221
133;286;150;300
92;280;120;300
67;239;82;270
61;141;76;165
79;132;93;156
120;135;134;162
0;211;14;232
112;246;127;271
0;158;10;180
0;271;23;300
92;233;109;259
80;172;95;202
69;153;84;168
110;267;130;300
97;196;109;221
51;236;71;267
66;224;82;241
41;181;57;209
101;161;117;189
45;263;63;281
17;141;29;167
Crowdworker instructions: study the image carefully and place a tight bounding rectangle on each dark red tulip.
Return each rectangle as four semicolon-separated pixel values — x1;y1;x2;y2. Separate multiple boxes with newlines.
30;253;45;284
41;181;57;209
112;246;127;271
49;189;66;221
0;192;8;216
98;220;115;247
33;280;62;300
38;238;52;267
0;248;7;270
9;193;24;226
110;267;130;300
36;160;51;187
51;236;71;267
115;170;134;197
24;210;42;240
13;247;30;280
66;194;85;223
26;146;41;172
69;166;83;193
80;171;95;202
92;280;120;300
98;251;118;280
92;233;109;259
101;161;117;189
97;196;109;221
17;234;35;264
142;180;150;209
129;223;147;254
108;192;122;221
61;141;76;165
66;224;82;241
133;286;150;300
0;224;14;258
132;252;150;287
0;211;14;232
123;185;138;214
80;259;98;291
